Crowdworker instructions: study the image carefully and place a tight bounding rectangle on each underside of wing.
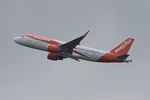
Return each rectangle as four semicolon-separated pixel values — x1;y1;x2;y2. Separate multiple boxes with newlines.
59;31;89;53
59;52;80;61
58;31;89;60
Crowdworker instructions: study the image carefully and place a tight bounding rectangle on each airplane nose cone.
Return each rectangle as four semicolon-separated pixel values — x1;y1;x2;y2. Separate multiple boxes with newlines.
14;36;22;44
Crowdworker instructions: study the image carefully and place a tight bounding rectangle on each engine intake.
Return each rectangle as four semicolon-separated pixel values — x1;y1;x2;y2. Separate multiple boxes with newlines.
47;53;62;61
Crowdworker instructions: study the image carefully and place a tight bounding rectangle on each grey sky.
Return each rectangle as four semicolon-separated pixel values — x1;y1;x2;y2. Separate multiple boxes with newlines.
0;0;150;100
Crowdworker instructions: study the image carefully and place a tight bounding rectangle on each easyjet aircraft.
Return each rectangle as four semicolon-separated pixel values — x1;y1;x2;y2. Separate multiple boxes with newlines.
14;31;134;63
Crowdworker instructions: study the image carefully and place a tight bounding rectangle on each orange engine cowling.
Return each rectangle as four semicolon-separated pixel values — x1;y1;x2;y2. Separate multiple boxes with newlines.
47;52;62;60
48;45;59;53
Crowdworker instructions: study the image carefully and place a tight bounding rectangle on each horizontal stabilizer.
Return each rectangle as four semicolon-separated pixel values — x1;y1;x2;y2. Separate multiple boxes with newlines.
116;54;129;60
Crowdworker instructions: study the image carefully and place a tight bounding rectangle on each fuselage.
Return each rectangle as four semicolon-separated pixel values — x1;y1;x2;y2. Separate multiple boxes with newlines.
14;34;132;62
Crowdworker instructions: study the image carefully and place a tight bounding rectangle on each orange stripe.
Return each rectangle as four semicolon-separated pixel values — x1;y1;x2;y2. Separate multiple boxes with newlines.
98;52;123;62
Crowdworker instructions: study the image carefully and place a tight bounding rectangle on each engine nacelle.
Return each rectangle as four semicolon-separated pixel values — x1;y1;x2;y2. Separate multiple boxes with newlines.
47;53;62;61
48;44;59;53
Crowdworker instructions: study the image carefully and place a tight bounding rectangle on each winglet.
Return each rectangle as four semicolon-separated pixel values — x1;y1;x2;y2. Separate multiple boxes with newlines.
83;30;90;37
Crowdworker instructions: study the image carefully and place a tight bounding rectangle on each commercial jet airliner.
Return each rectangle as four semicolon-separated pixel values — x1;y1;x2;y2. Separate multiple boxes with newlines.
14;31;134;63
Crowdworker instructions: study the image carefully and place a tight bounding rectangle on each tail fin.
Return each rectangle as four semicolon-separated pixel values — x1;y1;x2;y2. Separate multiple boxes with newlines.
110;38;134;56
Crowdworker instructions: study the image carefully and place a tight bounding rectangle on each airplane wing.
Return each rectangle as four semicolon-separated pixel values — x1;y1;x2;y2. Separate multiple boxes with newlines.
59;31;89;61
59;31;89;52
59;52;80;61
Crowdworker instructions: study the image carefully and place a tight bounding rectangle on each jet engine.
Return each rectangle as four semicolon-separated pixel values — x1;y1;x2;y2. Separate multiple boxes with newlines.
47;52;62;60
48;44;59;53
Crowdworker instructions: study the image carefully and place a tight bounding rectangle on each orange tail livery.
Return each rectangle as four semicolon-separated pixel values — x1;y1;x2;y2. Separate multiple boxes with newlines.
110;38;134;56
99;38;134;62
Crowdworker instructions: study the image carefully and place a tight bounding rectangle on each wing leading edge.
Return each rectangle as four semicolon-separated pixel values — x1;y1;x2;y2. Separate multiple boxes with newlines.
59;31;89;61
60;31;89;52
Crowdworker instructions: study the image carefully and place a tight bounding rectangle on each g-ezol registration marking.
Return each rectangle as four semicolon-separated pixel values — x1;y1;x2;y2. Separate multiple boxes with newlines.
14;31;134;63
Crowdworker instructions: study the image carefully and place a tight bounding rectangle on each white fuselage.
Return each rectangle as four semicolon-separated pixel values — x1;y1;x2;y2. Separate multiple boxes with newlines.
73;46;105;61
14;36;106;62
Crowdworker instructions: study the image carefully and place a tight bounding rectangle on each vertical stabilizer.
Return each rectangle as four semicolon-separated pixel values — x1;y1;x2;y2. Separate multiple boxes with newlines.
110;38;134;56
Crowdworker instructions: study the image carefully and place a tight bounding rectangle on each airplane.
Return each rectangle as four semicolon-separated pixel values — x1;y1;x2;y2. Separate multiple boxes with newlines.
14;31;134;63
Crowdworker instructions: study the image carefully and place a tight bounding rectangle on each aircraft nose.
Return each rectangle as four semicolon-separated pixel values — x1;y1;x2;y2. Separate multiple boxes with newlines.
14;36;22;44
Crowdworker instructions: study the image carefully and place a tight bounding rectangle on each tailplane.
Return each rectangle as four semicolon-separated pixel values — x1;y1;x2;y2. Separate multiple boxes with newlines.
110;38;134;56
116;54;129;60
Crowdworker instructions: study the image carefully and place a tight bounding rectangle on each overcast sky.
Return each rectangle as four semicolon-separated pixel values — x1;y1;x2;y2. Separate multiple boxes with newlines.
0;0;150;100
